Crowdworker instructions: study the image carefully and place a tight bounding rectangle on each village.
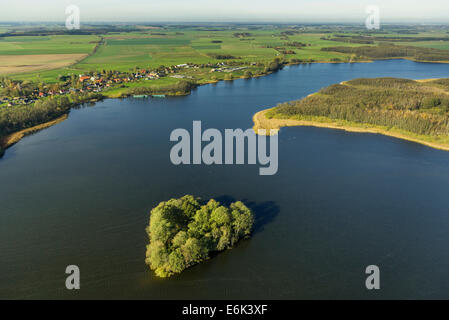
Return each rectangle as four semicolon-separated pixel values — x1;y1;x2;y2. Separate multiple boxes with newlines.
0;61;250;107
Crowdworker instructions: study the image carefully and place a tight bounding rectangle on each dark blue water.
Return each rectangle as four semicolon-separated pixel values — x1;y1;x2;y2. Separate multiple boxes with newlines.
1;60;449;299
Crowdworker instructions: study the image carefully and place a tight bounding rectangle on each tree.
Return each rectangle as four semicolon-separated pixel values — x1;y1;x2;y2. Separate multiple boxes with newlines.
148;205;176;244
181;237;207;266
180;195;201;218
231;201;254;241
214;225;232;251
172;231;188;248
145;240;169;277
168;249;185;273
210;206;231;226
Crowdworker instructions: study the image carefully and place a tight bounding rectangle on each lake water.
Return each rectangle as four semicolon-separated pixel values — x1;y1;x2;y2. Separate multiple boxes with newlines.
1;60;449;299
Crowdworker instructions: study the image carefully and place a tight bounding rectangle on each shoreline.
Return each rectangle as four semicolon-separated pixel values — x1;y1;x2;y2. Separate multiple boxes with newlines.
253;108;449;152
2;64;449;158
0;114;69;155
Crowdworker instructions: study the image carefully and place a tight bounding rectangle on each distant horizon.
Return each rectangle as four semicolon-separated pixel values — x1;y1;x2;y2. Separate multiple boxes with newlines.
1;0;449;24
2;21;449;26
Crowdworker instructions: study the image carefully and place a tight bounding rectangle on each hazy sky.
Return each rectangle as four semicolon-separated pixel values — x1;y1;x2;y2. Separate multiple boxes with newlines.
1;0;448;23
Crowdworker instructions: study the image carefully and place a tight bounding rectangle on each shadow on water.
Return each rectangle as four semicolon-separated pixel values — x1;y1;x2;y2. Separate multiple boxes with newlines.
215;195;280;234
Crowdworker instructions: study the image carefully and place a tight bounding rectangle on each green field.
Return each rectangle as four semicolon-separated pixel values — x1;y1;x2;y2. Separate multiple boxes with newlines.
4;24;449;85
0;35;100;55
0;27;386;82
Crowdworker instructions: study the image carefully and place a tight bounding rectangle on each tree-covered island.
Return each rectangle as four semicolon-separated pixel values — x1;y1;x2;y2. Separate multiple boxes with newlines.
145;195;254;278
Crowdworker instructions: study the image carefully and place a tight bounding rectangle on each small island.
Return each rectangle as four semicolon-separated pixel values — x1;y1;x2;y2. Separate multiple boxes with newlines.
145;195;254;278
254;77;449;151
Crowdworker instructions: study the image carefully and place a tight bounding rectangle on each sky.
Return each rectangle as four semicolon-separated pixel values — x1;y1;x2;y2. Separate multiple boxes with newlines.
0;0;448;23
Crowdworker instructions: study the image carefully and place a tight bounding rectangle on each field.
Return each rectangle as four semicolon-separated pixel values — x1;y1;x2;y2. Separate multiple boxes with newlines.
0;53;87;74
2;25;449;85
0;28;377;82
0;35;100;55
0;34;99;77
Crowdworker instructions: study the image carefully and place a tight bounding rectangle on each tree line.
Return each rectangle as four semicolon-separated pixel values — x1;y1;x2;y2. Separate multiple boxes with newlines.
321;44;449;62
0;92;103;137
128;80;198;96
272;78;449;137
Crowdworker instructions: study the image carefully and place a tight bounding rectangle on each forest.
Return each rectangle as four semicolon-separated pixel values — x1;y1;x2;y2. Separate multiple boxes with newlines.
322;44;449;62
0;92;103;137
270;78;449;137
323;34;449;44
145;195;254;278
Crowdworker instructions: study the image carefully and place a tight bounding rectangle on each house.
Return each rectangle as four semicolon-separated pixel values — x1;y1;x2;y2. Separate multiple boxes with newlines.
79;76;90;83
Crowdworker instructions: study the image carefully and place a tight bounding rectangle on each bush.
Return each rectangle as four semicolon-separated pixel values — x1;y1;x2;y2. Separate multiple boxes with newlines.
207;53;239;60
243;70;253;79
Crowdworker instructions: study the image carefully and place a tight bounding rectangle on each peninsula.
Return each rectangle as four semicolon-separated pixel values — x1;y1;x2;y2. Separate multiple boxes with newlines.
253;78;449;151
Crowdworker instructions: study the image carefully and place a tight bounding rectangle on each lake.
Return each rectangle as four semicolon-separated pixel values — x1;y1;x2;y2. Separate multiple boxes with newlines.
1;59;448;299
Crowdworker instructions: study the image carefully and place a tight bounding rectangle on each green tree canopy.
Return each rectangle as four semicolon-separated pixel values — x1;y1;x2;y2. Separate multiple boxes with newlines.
145;195;254;278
